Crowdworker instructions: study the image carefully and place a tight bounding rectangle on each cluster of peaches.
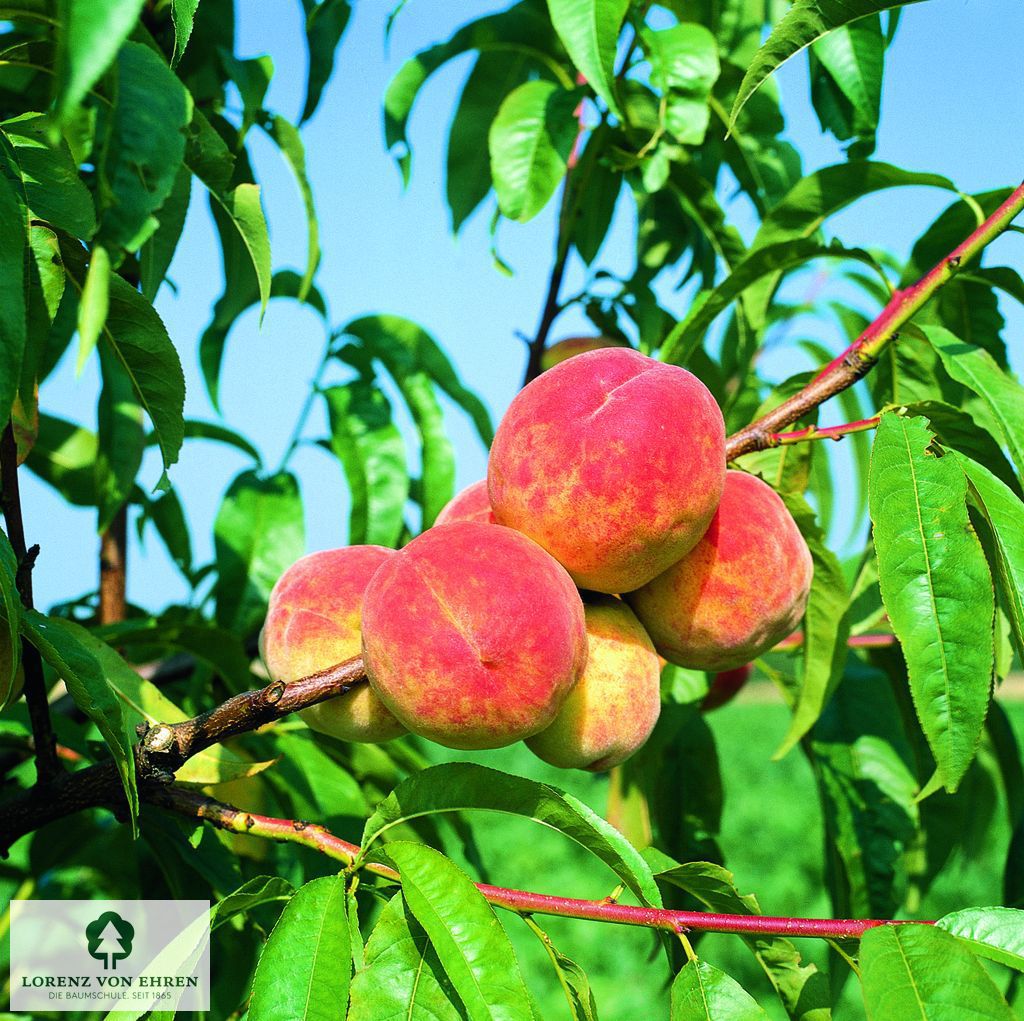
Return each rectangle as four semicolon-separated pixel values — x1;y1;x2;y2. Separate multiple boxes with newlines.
261;344;812;771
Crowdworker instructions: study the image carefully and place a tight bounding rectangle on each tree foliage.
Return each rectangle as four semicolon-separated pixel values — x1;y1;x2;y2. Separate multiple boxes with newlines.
0;0;1022;1018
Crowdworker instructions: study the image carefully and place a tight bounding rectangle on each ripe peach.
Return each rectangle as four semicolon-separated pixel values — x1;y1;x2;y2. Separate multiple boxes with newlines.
488;348;726;593
435;480;496;526
541;335;631;371
527;596;661;771
262;546;406;743
361;522;587;750
701;663;753;711
627;471;813;671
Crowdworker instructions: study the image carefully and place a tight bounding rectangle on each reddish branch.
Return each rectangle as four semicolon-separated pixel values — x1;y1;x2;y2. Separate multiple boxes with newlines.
0;424;62;782
765;416;881;448
725;181;1024;459
158;786;919;941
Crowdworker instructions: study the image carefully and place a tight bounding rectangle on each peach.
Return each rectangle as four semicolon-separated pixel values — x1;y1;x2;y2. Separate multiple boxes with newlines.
627;471;813;671
262;546;406;743
488;348;726;593
361;522;587;749
527;596;661;771
702;663;753;711
541;335;631;371
435;480;496;526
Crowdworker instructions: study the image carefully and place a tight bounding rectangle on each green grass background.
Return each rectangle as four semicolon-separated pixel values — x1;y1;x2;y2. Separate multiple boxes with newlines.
426;697;1024;1021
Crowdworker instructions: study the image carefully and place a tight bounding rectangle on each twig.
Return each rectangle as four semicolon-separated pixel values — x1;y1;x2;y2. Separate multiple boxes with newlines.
764;417;881;448
99;506;128;625
0;424;62;782
0;657;366;849
725;181;1024;459
157;786;928;941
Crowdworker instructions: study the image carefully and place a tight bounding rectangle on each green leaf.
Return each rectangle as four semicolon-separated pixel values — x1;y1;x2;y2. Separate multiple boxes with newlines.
362;763;663;909
384;1;561;184
522;916;598;1021
95;42;192;254
54;0;147;125
209;182;271;324
19;611;138;833
953;453;1024;662
936;907;1024;973
670;959;770;1021
774;493;850;758
300;0;352;123
927;327;1024;485
647;854;829;1021
728;0;926;127
219;51;272;140
213;470;305;636
140;163;191;301
869;413;994;791
145;419;263;466
260;114;319;300
447;51;534;233
96;274;186;478
348;892;465;1021
489;79;578;223
170;0;200;65
199;269;327;412
0;170;25;426
323;383;408;549
183;107;235;195
645;23;720;145
860;923;1014;1020
382;842;535;1021
135;485;193;580
810;17;883;154
660;238;882;366
0;529;20;710
546;0;629;117
571;128;621;264
95;346;144;532
211;876;294;931
24;414;97;506
0;112;97;237
810;663;918;918
76;244;109;374
248;875;351;1021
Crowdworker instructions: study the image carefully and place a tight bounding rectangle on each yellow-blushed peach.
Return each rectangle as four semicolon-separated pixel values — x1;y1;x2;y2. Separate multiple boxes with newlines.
627;471;813;671
261;546;406;743
435;480;496;526
488;347;726;593
526;596;661;771
361;522;587;750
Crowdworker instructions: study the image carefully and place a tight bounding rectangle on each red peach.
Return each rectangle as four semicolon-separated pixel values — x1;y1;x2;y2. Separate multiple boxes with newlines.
361;522;587;750
488;348;726;593
262;546;406;743
435;480;496;526
701;663;753;711
627;471;813;671
527;596;661;771
541;335;632;371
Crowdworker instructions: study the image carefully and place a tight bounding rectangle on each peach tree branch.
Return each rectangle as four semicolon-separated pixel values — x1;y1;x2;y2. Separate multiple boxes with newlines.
156;785;927;941
724;180;1024;460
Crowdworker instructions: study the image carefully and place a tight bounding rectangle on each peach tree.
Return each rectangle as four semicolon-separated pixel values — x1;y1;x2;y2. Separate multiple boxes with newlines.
0;0;1022;1018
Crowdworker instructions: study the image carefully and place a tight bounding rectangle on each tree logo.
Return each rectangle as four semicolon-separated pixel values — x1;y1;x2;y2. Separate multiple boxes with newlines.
85;911;135;971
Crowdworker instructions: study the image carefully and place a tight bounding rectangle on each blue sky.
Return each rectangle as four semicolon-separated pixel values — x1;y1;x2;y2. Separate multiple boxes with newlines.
26;0;1024;613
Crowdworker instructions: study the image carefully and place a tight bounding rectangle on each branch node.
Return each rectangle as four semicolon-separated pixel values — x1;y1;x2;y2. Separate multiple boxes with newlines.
264;681;286;705
293;820;309;831
947;254;962;272
144;725;175;753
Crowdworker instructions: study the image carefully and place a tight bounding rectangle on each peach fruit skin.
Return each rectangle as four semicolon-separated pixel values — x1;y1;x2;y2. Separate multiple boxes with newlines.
527;596;661;772
361;521;588;750
262;546;406;743
435;480;496;526
540;335;631;371
627;471;813;672
488;347;726;594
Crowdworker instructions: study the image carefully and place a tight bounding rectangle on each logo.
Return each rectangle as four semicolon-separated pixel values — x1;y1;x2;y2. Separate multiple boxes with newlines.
85;911;135;970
